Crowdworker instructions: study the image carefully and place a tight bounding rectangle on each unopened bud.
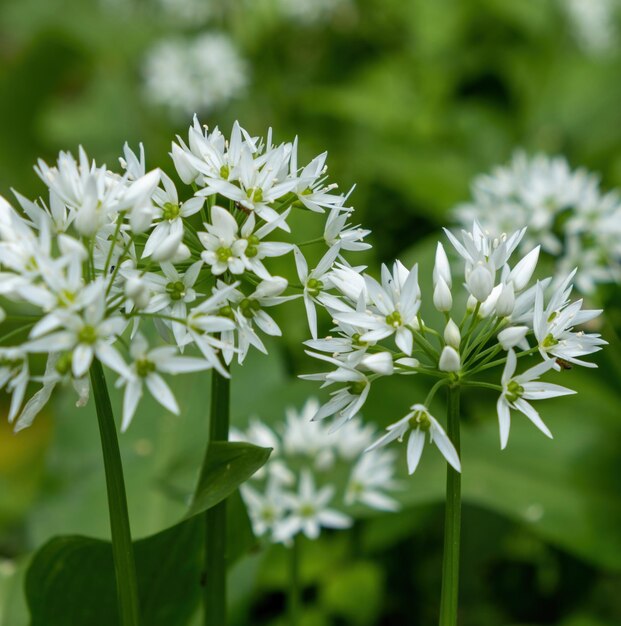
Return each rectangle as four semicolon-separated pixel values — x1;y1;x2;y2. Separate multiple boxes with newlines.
495;282;515;317
125;277;150;309
498;326;529;350
362;352;394;376
443;319;461;349
467;264;494;302
433;276;453;312
439;346;461;372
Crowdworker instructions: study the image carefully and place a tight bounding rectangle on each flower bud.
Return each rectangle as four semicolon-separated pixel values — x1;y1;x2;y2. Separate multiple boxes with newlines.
125;277;150;309
466;294;478;313
495;282;515;317
467;264;494;302
150;230;184;262
509;246;540;291
130;204;154;234
439;346;461;372
433;242;452;288
497;326;529;350
254;277;288;299
479;284;502;318
170;143;198;185
443;319;461;349
171;243;191;263
433;276;453;312
361;351;394;376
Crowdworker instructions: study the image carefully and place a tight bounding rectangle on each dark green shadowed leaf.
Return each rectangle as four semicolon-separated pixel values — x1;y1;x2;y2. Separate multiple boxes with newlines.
185;441;272;519
26;518;202;626
25;442;270;626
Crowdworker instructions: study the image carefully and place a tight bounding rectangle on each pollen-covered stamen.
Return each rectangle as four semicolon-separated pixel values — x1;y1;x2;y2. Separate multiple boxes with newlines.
162;202;181;221
505;380;524;403
306;278;324;297
166;280;186;301
385;311;403;328
542;333;559;348
245;234;260;258
78;325;98;344
408;409;431;432
135;358;156;378
216;246;233;263
218;305;235;320
239;297;261;319
247;187;263;203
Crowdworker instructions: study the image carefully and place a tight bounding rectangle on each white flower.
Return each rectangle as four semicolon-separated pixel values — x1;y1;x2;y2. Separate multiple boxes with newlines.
367;404;461;474
333;261;421;355
0;348;30;423
496;349;575;449
142;33;248;118
143;172;203;259
323;206;371;252
24;288;129;379
345;448;400;512
533;273;605;368
444;319;461;349
199;206;248;275
274;470;351;542
115;333;210;431
242;481;288;539
294;244;341;339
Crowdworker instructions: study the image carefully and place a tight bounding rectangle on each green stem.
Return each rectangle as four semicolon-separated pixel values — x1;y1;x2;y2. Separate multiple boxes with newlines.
439;385;461;626
200;368;230;626
90;359;140;626
289;535;301;626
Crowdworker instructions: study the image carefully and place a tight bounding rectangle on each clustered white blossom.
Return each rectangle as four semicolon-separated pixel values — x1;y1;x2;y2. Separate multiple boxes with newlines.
302;221;605;473
455;152;621;294
0;118;369;432
276;0;353;24
142;34;248;118
560;0;619;55
232;398;400;544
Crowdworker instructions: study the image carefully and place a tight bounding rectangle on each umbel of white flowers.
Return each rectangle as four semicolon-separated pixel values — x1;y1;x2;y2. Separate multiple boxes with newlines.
232;398;400;544
455;152;621;295
0;118;371;432
301;222;606;474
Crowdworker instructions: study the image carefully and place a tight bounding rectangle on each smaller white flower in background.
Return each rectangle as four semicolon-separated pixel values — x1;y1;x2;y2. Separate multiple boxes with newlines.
115;333;211;431
346;448;400;511
275;470;352;543
496;349;576;449
367;404;461;475
142;33;248;118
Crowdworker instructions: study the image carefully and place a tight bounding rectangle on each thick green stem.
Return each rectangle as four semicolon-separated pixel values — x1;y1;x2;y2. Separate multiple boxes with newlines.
200;368;230;626
289;535;301;625
90;359;140;626
439;385;461;626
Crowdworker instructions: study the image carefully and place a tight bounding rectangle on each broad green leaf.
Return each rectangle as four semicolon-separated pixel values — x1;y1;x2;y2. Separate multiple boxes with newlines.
26;518;202;626
185;442;272;519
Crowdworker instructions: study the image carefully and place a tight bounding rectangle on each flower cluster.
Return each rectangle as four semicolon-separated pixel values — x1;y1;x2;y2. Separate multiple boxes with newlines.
0;119;368;432
142;34;248;118
302;221;605;473
232;398;400;544
455;152;621;294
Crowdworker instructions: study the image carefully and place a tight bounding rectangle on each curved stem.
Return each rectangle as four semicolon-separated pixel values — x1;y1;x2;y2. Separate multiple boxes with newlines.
439;385;461;626
90;359;140;626
199;368;230;626
289;535;301;626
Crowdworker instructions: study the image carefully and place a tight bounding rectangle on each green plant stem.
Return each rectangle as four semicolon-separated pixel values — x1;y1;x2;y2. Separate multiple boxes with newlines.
201;368;230;626
439;384;461;626
90;358;140;626
289;535;301;626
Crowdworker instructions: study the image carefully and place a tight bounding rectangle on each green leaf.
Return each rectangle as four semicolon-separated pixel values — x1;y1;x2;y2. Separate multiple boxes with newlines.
26;518;202;626
185;442;272;519
24;441;270;626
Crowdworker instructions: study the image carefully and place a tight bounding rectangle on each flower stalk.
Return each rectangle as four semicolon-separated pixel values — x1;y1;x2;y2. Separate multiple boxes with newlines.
289;535;301;626
90;358;140;626
439;384;461;626
200;367;230;626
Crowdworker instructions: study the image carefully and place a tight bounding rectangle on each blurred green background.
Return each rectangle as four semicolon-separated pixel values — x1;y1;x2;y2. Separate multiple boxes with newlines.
2;0;621;624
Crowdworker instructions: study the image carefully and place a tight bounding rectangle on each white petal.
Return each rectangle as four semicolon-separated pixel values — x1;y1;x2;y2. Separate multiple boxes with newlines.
406;430;426;474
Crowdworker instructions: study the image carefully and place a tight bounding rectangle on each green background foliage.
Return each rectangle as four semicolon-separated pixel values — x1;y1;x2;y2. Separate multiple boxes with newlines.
1;0;621;624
